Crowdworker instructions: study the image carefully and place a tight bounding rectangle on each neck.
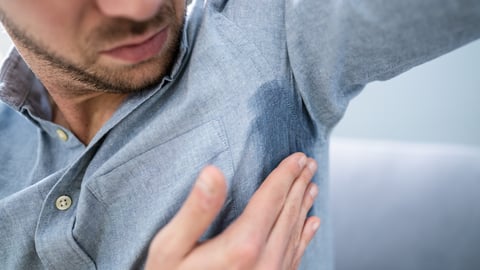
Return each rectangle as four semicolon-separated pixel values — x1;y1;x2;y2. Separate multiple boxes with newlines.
48;90;128;145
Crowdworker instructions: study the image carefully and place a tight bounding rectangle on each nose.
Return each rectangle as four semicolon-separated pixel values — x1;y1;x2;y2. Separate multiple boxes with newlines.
95;0;164;21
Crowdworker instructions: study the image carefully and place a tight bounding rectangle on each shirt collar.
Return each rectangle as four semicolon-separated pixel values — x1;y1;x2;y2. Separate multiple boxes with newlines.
0;49;54;125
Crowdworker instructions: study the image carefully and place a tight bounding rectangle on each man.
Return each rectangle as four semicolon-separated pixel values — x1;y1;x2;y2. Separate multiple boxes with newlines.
0;0;478;269
0;0;319;269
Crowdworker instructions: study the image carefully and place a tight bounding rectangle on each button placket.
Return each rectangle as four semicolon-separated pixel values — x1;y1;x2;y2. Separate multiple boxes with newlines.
35;127;99;269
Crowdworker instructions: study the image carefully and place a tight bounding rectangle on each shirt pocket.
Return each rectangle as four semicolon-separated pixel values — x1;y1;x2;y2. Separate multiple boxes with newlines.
85;119;233;217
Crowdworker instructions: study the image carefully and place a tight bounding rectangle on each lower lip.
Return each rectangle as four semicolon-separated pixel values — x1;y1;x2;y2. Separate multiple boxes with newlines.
102;28;169;64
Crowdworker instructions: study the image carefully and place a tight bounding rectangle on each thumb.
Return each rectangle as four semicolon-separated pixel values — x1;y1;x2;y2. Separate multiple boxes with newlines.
148;166;227;262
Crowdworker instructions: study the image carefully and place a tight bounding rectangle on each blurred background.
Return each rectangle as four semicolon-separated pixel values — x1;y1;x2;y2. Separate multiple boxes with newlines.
1;29;479;147
333;39;480;147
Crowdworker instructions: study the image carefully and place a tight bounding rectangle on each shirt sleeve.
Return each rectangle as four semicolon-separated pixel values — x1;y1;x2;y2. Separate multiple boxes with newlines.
285;0;480;128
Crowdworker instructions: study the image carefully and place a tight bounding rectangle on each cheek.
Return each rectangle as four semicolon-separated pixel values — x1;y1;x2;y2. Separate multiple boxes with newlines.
174;0;186;22
3;1;91;59
39;5;90;50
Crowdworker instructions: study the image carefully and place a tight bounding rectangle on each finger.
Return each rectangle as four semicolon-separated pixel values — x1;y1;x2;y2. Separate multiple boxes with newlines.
230;153;308;241
146;166;227;265
294;181;319;244
282;181;319;269
292;216;321;270
272;158;316;246
261;159;317;266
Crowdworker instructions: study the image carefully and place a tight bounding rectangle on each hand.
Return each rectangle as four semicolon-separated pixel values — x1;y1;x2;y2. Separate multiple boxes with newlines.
145;153;320;270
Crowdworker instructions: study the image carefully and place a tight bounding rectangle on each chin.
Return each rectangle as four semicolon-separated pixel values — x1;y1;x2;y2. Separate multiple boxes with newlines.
90;57;173;93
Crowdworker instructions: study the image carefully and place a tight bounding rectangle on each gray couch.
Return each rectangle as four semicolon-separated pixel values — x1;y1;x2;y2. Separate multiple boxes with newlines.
330;138;480;270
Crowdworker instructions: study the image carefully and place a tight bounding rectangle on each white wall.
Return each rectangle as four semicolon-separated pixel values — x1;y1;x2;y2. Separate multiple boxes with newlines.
0;29;11;59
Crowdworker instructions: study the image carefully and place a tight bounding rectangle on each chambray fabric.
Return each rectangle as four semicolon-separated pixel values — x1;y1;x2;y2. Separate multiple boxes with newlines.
1;0;479;269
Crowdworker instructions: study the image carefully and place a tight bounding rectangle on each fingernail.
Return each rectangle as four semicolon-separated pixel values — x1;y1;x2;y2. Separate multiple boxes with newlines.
312;221;320;232
309;184;318;199
298;155;307;168
307;160;317;174
197;175;215;197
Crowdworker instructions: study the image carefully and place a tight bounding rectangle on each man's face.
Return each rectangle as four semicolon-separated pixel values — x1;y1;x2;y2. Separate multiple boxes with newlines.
0;0;186;93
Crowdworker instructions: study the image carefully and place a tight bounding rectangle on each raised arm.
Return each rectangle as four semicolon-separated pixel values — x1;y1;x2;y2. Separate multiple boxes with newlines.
285;0;480;125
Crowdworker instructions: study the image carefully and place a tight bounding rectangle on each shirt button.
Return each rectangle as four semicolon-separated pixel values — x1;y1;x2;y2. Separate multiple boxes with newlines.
55;195;72;211
56;129;68;141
